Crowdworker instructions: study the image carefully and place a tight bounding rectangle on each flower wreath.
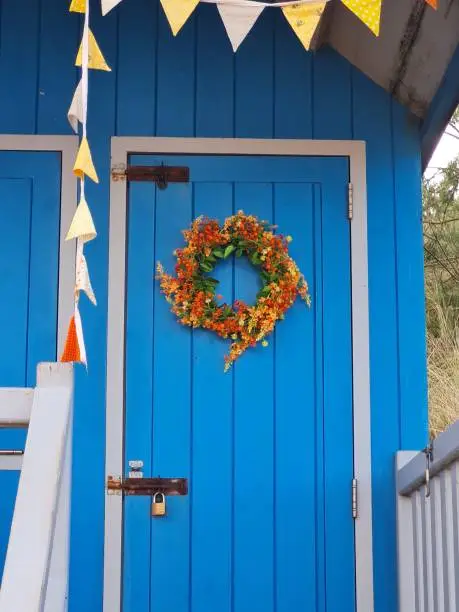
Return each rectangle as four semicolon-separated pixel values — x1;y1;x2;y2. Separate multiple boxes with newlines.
156;212;310;371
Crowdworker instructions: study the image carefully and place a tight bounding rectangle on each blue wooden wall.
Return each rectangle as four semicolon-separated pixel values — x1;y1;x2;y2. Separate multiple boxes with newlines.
0;0;428;610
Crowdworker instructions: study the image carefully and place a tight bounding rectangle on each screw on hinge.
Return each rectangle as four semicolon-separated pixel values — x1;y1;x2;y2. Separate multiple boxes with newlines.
352;478;358;519
348;183;354;221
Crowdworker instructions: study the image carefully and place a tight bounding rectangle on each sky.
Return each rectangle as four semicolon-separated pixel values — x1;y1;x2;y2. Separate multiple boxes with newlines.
425;127;459;178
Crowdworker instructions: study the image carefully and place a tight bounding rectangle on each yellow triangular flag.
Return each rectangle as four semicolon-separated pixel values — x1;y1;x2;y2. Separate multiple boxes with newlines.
341;0;382;36
75;29;111;71
69;0;85;12
160;0;199;36
73;137;99;183
66;197;97;243
282;2;326;51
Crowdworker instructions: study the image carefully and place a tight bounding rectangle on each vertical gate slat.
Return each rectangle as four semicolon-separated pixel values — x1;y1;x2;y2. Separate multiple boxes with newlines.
421;488;435;611
412;492;422;612
451;462;459;604
440;469;456;612
431;476;445;612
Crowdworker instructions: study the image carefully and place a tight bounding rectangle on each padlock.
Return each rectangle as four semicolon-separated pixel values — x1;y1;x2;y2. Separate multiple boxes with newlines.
151;492;166;517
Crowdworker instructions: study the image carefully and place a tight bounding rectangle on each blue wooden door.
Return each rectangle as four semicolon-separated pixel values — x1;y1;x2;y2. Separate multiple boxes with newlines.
123;154;355;611
0;151;62;579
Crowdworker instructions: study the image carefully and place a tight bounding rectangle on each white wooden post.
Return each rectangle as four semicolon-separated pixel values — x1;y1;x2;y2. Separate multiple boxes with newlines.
39;364;74;612
0;363;74;612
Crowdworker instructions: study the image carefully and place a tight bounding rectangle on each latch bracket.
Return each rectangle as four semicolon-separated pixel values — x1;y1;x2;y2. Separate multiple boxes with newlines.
106;476;188;497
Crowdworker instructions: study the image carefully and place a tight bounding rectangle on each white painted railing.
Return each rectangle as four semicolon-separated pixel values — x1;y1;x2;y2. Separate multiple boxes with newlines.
397;420;459;612
0;363;74;612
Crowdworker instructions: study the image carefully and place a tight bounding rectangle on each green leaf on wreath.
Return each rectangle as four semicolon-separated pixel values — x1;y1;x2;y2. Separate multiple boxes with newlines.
223;244;236;258
200;262;214;272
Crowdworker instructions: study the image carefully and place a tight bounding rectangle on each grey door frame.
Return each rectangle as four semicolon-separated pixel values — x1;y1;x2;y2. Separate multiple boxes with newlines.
104;136;373;612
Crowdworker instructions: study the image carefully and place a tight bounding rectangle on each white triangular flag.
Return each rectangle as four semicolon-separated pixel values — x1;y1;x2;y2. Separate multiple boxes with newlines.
74;304;87;366
76;248;97;305
101;0;124;15
67;79;83;133
217;3;264;52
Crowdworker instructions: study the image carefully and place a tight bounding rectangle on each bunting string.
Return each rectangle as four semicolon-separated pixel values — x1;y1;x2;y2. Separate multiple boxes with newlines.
99;0;437;51
62;0;111;366
61;0;439;365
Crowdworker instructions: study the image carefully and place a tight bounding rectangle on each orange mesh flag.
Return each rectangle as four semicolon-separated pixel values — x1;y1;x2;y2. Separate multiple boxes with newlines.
60;308;87;365
425;0;437;8
61;316;80;363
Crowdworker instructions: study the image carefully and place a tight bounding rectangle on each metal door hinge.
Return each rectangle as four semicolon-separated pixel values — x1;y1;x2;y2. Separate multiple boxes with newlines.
348;183;354;221
352;478;358;519
106;475;122;495
111;164;127;182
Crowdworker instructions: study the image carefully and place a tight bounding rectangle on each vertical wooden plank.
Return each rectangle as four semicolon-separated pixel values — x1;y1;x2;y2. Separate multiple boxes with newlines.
312;183;326;612
313;66;353;609
0;169;30;581
312;48;352;139
0;174;32;387
123;181;156;612
69;7;117;611
150;182;192;611
37;0;79;134
321;161;355;611
352;70;399;612
0;0;40;133
26;153;62;382
195;4;234;137
156;4;196;136
191;180;233;611
116;0;157;136
392;101;428;450
235;11;274;138
233;182;274;612
274;181;317;611
273;12;312;138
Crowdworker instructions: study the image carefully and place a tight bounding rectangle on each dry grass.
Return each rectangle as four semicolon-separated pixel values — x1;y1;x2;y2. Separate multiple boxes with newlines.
427;289;459;438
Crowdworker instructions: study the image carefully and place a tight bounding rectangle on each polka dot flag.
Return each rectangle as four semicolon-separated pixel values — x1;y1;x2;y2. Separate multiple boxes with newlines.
342;0;437;37
341;0;382;36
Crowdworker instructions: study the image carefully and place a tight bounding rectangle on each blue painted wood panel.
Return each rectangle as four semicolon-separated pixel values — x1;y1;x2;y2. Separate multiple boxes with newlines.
124;154;354;612
0;151;61;580
0;2;429;611
353;71;400;612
